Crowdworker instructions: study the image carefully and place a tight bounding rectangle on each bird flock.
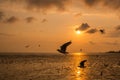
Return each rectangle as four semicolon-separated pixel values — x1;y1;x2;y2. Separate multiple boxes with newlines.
57;41;87;69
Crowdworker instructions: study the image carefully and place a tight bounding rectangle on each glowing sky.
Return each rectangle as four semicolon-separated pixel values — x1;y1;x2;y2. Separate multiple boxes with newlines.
0;0;120;52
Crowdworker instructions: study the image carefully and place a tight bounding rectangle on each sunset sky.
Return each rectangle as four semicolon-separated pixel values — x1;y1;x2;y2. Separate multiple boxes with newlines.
0;0;120;53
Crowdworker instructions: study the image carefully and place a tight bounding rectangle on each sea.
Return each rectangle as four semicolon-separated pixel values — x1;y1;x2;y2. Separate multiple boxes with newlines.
0;52;120;80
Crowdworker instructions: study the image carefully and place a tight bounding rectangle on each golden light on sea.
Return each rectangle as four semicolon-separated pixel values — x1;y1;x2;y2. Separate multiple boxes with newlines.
77;70;81;74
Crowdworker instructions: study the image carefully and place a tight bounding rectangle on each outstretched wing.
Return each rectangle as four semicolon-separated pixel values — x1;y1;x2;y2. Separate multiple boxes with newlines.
99;29;105;34
60;41;72;52
80;60;87;66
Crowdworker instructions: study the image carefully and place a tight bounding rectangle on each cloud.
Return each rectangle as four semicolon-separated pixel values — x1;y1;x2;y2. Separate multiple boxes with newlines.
103;41;119;45
0;0;120;13
0;11;4;21
5;16;19;23
89;41;95;45
74;13;82;17
83;0;99;6
0;0;5;3
115;25;120;31
76;23;90;31
107;25;120;38
25;0;71;11
25;17;35;23
0;0;71;12
109;30;120;38
75;23;105;35
41;18;47;23
109;25;120;37
83;0;120;10
99;29;105;34
0;33;14;36
86;28;97;34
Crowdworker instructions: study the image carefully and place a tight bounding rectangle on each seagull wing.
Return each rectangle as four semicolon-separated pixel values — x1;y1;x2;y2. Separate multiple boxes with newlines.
99;29;105;34
80;60;87;66
60;41;72;52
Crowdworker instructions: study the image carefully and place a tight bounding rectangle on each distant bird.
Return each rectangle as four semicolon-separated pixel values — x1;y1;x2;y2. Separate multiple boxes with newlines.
78;60;87;68
80;49;82;52
25;45;30;48
57;41;72;54
38;44;40;47
99;29;105;34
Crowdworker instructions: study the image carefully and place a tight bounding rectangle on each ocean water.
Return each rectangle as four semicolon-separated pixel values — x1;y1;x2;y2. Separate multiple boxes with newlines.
0;53;120;80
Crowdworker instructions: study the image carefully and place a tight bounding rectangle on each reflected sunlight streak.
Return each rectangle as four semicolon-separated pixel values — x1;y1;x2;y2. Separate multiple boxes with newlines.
74;52;85;55
76;68;81;80
77;70;81;74
70;52;88;80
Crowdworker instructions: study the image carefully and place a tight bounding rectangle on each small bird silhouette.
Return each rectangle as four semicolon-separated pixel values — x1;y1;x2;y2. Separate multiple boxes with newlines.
80;49;82;52
57;41;72;54
78;60;87;68
38;44;40;47
25;45;30;48
99;29;105;34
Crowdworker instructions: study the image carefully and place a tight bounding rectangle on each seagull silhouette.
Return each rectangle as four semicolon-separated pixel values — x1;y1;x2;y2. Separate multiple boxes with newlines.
38;44;40;47
78;60;87;68
57;41;72;54
25;45;30;48
99;29;105;34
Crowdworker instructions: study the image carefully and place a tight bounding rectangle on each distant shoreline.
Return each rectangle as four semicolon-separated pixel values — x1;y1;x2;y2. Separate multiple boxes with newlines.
106;50;120;53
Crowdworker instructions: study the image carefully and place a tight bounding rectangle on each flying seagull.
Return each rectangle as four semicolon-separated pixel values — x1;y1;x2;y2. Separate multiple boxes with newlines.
25;45;30;48
38;44;40;47
80;49;82;52
78;60;87;68
57;41;72;54
99;29;105;34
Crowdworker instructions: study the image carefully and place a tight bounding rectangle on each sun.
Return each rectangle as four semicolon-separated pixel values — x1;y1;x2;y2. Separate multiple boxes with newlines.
76;30;81;34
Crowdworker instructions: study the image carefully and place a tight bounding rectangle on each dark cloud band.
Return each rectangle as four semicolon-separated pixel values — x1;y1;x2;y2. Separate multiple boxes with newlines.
0;0;120;12
0;11;4;21
25;17;35;23
83;0;120;10
26;0;70;11
5;16;19;23
0;32;14;36
86;28;97;34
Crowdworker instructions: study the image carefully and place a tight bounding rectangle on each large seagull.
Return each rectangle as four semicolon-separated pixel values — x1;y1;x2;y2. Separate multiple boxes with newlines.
57;41;72;54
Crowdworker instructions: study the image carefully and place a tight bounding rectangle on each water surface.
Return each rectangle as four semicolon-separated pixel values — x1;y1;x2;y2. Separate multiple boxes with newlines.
0;53;120;80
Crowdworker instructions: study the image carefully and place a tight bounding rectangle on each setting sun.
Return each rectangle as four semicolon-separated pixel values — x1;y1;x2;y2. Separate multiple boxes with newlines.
76;30;81;34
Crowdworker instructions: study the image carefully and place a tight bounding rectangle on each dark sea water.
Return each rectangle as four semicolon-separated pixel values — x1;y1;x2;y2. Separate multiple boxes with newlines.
0;53;120;80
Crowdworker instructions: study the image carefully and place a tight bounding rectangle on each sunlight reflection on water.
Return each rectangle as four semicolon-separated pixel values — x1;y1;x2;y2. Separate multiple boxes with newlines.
71;52;86;55
0;53;120;80
69;53;88;80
